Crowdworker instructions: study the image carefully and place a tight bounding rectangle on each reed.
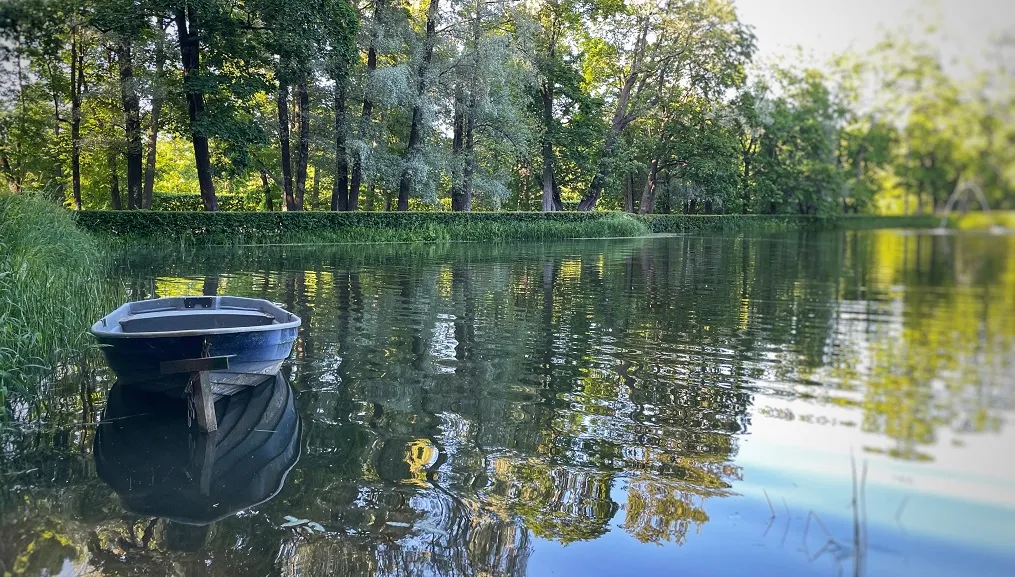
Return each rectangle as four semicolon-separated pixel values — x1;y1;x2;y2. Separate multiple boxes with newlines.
0;194;118;412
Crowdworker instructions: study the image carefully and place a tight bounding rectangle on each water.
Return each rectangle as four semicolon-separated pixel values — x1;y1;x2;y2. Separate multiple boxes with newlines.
2;230;1014;576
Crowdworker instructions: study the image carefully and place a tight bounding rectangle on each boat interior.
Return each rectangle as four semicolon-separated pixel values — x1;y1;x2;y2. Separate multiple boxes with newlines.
94;296;296;335
119;309;276;332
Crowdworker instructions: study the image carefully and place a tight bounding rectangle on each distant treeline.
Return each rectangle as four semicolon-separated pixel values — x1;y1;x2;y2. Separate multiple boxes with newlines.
1;0;1013;215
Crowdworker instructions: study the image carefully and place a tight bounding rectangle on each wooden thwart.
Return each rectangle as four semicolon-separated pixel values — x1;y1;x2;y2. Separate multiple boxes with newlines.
160;355;231;375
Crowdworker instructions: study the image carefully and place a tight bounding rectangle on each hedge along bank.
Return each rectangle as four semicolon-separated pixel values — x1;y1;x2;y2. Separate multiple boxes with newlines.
72;211;958;245
74;211;653;244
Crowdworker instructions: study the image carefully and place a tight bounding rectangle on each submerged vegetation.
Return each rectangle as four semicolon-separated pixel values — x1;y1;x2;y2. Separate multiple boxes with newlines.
0;194;116;410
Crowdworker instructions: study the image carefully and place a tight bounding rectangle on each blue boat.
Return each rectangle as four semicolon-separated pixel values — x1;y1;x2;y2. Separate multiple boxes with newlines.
90;296;301;397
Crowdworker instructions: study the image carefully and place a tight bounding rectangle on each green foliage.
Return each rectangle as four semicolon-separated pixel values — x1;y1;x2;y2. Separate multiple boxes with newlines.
152;193;255;211
0;193;118;411
75;210;949;246
637;214;941;233
1;0;1012;216
75;210;651;244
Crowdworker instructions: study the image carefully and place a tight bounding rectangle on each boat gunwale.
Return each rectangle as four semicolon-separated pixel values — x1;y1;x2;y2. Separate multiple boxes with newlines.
89;296;302;339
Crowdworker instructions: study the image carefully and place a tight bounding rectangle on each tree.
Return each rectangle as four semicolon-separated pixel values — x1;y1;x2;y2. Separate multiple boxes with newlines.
576;0;753;211
174;1;218;211
395;0;439;212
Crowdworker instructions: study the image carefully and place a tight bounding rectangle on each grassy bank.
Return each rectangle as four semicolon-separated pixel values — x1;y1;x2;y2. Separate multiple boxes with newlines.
74;211;963;245
638;213;944;233
950;211;1015;231
0;195;117;411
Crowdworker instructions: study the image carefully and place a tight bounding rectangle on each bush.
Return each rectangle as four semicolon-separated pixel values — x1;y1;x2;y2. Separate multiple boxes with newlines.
75;210;948;245
638;214;818;233
75;210;652;244
638;213;942;233
153;193;255;212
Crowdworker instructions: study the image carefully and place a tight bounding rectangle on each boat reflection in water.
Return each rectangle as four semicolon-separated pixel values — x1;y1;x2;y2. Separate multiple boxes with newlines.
93;372;300;550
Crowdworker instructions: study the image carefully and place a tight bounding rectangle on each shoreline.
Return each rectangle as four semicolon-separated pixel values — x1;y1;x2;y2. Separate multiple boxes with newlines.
70;211;1000;246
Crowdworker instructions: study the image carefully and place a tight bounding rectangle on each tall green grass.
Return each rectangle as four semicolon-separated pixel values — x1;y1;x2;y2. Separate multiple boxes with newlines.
0;194;118;412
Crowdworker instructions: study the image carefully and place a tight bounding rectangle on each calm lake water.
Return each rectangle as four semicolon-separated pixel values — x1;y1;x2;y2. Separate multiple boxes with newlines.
2;230;1014;576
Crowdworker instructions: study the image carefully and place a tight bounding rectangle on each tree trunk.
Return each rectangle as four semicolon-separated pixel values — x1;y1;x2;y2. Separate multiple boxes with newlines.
462;100;476;212
142;28;166;210
638;157;660;215
741;137;755;213
295;82;309;210
577;21;648;211
578;130;620;211
349;0;384;211
540;82;556;212
311;166;320;210
623;172;633;212
142;94;160;209
116;38;143;210
70;29;83;210
260;169;274;211
277;81;295;211
108;151;121;210
1;154;18;193
459;4;481;212
332;79;349;211
450;87;467;211
366;181;375;210
174;7;217;211
396;0;439;212
551;174;563;210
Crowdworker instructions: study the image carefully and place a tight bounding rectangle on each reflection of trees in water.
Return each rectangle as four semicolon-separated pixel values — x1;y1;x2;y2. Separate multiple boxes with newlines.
4;232;1015;574
818;232;1015;460
279;507;531;577
622;477;711;545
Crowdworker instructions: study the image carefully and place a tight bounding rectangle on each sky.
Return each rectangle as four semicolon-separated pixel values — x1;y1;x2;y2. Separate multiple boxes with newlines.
733;0;1015;76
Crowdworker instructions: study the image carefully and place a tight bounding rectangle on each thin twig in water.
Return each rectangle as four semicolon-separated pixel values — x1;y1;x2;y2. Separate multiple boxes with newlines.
763;514;776;538
850;451;866;577
861;460;869;570
761;488;777;537
895;496;909;534
780;496;793;547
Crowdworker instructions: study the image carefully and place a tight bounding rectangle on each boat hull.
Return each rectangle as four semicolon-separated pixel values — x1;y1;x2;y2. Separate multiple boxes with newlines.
95;327;298;396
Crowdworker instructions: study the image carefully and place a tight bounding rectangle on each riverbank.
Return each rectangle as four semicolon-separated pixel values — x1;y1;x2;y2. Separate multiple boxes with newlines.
74;211;966;245
2;200;1009;410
